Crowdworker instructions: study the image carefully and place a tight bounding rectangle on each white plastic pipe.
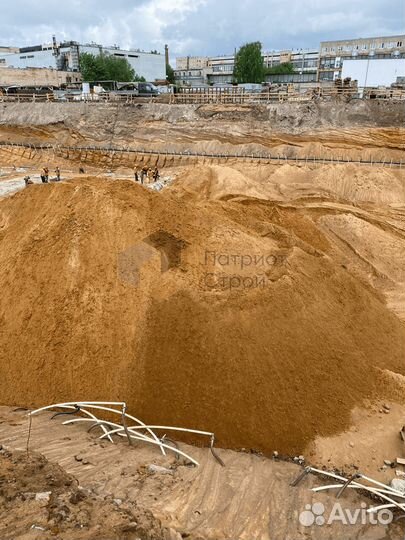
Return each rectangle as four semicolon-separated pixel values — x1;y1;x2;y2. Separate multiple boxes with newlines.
101;425;213;438
367;503;404;513
312;484;405;498
307;468;405;513
69;403;166;455
30;402;165;455
32;403;113;443
62;418;155;445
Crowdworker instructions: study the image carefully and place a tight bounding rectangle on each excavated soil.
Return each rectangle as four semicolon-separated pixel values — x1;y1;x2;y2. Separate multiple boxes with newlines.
2;101;405;540
0;172;404;456
0;101;405;458
0;446;169;540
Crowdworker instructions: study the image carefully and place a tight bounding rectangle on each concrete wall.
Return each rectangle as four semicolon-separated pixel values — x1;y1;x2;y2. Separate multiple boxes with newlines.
342;58;405;87
0;67;82;87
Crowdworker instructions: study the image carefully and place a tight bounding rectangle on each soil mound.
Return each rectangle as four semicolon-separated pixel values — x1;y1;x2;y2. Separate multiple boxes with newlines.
173;163;405;205
0;177;404;454
0;448;165;539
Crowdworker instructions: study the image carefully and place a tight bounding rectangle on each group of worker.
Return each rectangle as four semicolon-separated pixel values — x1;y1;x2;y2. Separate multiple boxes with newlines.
134;166;160;185
40;166;61;183
24;164;160;187
24;166;61;187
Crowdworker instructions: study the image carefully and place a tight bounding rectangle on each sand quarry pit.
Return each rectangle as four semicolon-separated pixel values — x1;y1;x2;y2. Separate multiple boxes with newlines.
1;101;405;539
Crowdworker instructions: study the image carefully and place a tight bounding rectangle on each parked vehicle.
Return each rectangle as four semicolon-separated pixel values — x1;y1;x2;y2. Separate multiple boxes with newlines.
101;82;159;98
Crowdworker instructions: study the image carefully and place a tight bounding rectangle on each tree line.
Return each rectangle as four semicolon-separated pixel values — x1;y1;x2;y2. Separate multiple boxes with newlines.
79;44;293;86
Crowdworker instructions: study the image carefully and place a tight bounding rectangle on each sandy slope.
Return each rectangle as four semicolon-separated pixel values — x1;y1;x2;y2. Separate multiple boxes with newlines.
0;176;404;457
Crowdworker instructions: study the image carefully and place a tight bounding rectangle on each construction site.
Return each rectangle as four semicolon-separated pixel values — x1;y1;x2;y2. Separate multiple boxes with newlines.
0;95;405;539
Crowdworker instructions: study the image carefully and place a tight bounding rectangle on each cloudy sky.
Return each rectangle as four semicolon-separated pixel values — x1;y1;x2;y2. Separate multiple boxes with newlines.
1;0;404;58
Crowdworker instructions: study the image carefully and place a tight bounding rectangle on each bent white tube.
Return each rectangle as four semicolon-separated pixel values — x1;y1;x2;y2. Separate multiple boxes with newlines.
29;402;211;465
359;489;405;513
312;484;405;498
123;431;200;466
72;407;114;443
63;418;155;445
310;478;405;513
98;426;200;465
71;403;166;456
312;484;362;493
314;484;405;513
121;425;214;438
360;474;405;496
32;403;113;443
367;503;403;513
308;467;405;514
308;467;347;482
30;402;164;455
30;402;126;414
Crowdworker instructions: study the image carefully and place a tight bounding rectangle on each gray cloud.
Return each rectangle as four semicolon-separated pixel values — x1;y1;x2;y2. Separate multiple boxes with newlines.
1;0;404;58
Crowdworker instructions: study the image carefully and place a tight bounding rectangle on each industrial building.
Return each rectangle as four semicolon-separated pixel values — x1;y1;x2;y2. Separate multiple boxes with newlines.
0;40;166;82
318;35;405;81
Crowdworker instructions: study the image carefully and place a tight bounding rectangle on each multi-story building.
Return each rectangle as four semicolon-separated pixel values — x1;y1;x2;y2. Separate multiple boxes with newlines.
174;56;210;86
318;35;405;81
176;57;209;71
208;55;235;84
263;49;318;84
0;40;166;82
175;49;319;86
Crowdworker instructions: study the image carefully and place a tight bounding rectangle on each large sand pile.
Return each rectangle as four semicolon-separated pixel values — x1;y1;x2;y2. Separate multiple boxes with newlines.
0;176;404;455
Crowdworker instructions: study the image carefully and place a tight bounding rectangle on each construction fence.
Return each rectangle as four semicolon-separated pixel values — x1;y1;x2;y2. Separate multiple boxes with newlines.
0;86;405;105
170;85;405;104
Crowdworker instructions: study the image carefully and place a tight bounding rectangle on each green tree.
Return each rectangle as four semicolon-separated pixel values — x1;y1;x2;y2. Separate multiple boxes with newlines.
265;62;295;75
79;52;137;82
166;63;175;84
233;42;264;84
